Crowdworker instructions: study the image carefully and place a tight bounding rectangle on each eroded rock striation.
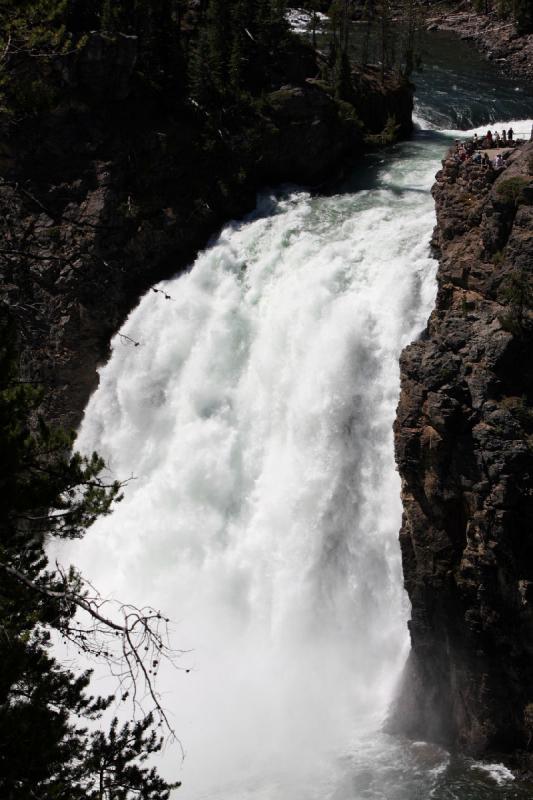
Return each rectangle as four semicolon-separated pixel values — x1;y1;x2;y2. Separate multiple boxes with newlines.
394;143;533;762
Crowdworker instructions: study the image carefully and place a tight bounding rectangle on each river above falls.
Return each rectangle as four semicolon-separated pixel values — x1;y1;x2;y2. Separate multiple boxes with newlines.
305;11;533;130
57;27;533;800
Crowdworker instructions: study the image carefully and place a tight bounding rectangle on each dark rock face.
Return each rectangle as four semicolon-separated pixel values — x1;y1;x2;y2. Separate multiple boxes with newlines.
1;34;412;432
393;143;533;761
351;65;413;139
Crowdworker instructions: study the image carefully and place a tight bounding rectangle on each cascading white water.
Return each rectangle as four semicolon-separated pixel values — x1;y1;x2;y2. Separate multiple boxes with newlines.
63;132;440;798
61;118;532;798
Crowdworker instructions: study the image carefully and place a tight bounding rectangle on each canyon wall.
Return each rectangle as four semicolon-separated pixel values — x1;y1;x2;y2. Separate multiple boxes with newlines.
393;141;533;764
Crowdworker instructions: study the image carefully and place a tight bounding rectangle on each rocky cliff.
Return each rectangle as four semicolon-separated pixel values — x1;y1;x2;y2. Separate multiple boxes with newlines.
1;33;412;430
393;143;533;763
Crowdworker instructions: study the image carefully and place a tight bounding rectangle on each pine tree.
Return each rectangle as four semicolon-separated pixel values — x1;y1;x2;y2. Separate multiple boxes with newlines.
232;0;266;92
361;0;375;65
0;311;180;798
379;0;394;76
229;1;249;92
335;46;353;100
65;0;100;32
328;0;352;97
271;0;288;28
256;0;288;53
205;0;232;94
190;25;214;104
101;0;136;32
401;0;423;77
83;714;177;799
305;0;321;48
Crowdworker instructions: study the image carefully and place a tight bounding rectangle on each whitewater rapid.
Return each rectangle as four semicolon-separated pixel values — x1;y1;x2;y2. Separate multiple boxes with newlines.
58;119;533;798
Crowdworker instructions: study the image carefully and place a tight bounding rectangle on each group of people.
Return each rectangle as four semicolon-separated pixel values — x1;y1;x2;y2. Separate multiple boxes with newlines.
452;141;505;169
453;139;494;166
473;128;514;148
451;126;518;170
471;150;505;169
454;139;477;163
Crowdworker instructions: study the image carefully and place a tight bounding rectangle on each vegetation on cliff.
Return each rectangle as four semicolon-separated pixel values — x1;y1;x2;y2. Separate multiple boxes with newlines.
0;312;183;797
0;0;287;116
0;0;416;135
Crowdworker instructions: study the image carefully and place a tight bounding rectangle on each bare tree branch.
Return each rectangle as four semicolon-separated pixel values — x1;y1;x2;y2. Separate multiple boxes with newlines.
0;559;189;756
118;333;141;348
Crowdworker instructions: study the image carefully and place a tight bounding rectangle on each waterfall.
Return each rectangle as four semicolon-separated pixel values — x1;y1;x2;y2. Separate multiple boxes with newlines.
65;134;440;797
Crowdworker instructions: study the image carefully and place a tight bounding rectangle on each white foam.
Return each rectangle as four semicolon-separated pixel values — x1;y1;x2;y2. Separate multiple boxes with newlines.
287;6;328;34
471;761;516;785
443;117;533;139
412;111;438;130
57;136;442;798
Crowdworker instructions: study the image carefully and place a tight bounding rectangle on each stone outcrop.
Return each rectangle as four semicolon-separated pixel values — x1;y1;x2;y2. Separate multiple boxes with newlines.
393;142;533;764
1;35;412;431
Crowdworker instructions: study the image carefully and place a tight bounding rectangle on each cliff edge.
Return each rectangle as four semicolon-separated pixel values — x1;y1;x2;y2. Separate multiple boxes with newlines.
393;142;533;763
